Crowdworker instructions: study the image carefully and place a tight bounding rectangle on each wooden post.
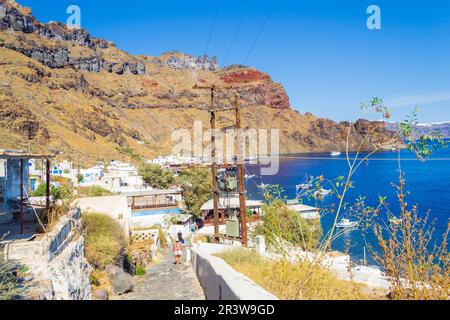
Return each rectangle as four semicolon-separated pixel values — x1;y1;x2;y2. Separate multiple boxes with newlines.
46;159;50;210
194;84;234;243
20;158;24;235
235;93;248;247
210;108;220;243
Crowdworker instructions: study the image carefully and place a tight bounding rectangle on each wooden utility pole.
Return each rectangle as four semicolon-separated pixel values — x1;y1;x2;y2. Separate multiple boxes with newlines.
193;84;221;242
235;94;248;247
193;85;249;245
20;158;24;235
45;159;50;210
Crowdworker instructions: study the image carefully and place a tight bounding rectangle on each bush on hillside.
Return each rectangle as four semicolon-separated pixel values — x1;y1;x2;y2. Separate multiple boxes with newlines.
82;213;126;270
253;200;322;251
138;163;175;189
176;168;212;217
77;185;112;197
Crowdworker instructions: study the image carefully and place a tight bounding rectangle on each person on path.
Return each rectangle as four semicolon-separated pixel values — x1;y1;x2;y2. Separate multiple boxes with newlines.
173;239;183;265
177;231;184;244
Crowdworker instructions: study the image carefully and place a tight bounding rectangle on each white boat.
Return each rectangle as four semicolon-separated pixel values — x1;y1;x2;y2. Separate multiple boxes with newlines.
296;183;312;190
389;217;403;225
390;147;397;152
337;219;359;229
315;188;332;196
245;174;256;180
330;152;342;156
258;183;269;190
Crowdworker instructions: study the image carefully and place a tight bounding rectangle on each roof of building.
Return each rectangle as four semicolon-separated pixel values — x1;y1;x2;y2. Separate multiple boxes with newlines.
200;197;263;211
288;204;318;212
0;150;55;159
123;189;183;197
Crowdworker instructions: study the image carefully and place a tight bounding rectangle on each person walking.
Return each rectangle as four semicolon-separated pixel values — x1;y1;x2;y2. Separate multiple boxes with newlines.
177;231;184;244
173;239;183;265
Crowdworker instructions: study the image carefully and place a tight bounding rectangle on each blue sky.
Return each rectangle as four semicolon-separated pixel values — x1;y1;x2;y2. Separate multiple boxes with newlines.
19;0;450;123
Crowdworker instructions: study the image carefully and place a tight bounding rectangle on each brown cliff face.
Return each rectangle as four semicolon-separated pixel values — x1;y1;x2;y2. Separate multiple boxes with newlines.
0;0;400;164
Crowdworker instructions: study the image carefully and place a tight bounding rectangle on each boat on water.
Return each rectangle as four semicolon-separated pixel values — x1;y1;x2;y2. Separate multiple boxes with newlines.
330;151;342;156
296;183;312;191
337;219;359;229
315;188;332;196
258;183;269;190
245;174;256;180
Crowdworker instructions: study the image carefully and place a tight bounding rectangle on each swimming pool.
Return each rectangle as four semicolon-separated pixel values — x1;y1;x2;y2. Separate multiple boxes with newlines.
132;207;181;217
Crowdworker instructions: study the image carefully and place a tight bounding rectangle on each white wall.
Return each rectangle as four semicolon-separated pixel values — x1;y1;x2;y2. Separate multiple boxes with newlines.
74;195;132;238
190;243;278;300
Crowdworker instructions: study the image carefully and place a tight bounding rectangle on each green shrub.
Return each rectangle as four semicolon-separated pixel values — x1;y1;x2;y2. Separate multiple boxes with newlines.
77;186;112;197
0;259;24;300
138;163;174;189
32;182;73;200
82;213;125;270
135;266;147;276
176;168;212;217
253;200;322;250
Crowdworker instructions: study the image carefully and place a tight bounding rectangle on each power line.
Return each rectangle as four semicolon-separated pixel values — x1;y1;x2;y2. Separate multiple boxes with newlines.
243;0;278;65
204;0;223;56
222;0;251;67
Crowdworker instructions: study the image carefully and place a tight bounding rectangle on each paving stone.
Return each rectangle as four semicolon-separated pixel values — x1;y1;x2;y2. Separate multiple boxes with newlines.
114;248;205;300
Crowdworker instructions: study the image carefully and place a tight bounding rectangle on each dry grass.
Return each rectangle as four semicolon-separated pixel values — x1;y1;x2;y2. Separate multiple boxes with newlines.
216;248;373;300
192;234;210;244
82;213;126;270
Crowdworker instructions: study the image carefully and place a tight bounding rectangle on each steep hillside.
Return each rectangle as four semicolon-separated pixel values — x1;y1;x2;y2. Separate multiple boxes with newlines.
386;121;450;139
0;0;399;165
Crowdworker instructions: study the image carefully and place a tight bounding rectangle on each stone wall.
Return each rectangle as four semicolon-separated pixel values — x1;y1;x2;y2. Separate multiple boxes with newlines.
190;243;278;300
3;208;92;300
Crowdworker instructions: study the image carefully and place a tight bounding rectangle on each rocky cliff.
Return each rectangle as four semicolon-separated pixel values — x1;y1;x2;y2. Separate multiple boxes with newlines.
0;0;400;164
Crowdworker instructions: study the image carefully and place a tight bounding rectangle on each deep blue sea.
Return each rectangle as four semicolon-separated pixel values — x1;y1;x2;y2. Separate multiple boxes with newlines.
245;144;450;263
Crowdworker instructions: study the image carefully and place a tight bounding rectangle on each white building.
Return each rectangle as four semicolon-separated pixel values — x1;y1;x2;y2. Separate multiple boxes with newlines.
75;165;104;186
96;160;145;193
148;155;202;167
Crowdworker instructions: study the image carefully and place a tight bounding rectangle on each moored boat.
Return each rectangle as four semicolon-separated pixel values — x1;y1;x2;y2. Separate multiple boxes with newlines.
331;151;342;156
337;218;359;228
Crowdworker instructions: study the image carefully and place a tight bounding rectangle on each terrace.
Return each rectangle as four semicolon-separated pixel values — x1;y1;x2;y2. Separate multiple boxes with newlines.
0;150;54;240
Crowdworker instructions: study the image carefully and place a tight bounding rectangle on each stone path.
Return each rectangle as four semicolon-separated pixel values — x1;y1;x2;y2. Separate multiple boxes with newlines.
116;248;205;300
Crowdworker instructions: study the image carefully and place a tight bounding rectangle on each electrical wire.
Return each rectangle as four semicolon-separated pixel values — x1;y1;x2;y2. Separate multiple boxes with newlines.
222;0;251;67
243;0;278;65
204;0;223;56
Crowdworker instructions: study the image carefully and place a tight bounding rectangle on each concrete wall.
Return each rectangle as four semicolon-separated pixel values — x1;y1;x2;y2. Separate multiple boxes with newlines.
3;208;92;300
3;208;81;262
190;243;278;300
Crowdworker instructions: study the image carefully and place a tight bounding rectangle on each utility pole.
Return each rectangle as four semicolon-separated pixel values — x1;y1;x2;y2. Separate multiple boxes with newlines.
193;84;221;242
20;158;24;235
193;85;248;245
235;93;248;247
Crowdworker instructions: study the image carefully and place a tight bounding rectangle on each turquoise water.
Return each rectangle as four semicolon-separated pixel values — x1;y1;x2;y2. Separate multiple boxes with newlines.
132;207;181;217
245;144;450;262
